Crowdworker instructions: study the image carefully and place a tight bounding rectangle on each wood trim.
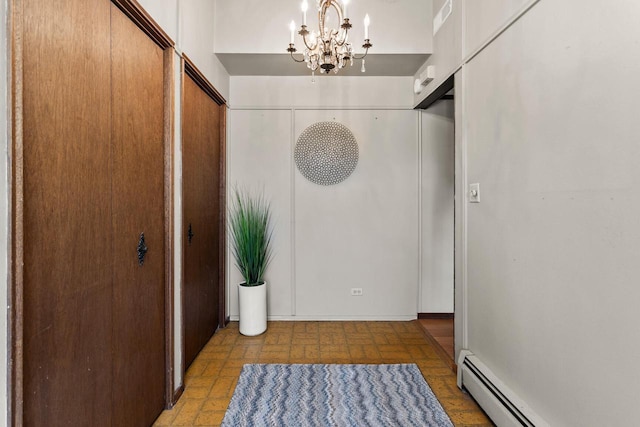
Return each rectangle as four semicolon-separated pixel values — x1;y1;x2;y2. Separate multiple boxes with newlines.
10;0;24;425
418;313;454;320
111;0;174;49
183;55;226;106
171;385;184;407
179;55;228;385
163;48;176;409
183;57;228;328
414;75;455;110
416;321;457;374
218;104;227;328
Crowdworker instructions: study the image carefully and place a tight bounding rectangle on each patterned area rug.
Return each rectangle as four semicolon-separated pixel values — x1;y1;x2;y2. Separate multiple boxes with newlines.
221;364;453;426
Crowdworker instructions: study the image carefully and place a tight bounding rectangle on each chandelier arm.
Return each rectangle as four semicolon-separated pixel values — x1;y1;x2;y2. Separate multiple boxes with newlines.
352;39;372;60
329;0;349;46
301;32;318;51
290;51;306;63
351;48;369;60
335;26;349;47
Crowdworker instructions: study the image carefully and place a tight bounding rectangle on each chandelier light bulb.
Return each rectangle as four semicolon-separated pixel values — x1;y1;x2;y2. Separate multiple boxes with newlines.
343;0;349;17
290;20;296;44
301;0;308;25
364;14;370;39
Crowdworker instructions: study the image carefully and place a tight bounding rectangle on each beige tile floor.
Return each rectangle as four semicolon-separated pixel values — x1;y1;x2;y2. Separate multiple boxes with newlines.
154;321;493;427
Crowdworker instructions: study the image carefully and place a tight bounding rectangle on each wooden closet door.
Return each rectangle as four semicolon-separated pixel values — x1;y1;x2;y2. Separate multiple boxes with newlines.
21;0;114;425
110;4;166;425
182;74;221;368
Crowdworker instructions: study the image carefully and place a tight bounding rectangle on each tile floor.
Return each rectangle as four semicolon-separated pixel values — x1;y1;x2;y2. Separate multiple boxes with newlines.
153;321;493;427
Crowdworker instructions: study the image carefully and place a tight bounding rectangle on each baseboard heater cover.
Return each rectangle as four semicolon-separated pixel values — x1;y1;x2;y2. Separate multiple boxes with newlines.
457;350;549;427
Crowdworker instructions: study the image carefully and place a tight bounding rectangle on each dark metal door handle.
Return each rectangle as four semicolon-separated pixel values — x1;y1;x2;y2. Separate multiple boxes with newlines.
188;223;194;245
137;233;147;266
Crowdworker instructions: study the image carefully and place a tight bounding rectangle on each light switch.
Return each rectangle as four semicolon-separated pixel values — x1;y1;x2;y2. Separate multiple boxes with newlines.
469;183;480;203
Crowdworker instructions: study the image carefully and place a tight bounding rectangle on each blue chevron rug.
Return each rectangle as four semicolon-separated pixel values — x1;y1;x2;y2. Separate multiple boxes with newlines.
221;363;453;427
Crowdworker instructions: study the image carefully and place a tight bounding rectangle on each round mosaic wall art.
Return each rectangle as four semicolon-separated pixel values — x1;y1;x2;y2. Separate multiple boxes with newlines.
295;121;359;186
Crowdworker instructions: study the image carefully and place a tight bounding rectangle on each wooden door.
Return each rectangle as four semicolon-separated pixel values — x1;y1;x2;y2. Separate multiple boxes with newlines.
182;70;222;368
21;0;114;425
110;3;166;425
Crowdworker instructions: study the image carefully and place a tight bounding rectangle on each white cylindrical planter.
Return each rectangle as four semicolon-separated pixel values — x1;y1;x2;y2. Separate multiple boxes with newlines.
238;282;267;336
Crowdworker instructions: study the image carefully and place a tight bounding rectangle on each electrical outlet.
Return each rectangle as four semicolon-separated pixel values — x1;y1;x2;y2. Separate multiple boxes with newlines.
350;288;363;296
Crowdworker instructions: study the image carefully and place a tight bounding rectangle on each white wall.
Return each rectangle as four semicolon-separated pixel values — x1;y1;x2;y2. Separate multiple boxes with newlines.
228;76;420;320
463;0;532;58
138;0;230;99
413;0;462;101
460;0;640;425
180;0;230;100
230;76;414;109
413;0;532;104
171;52;183;392
1;0;9;424
227;109;294;318
420;100;454;313
294;109;418;319
138;0;178;40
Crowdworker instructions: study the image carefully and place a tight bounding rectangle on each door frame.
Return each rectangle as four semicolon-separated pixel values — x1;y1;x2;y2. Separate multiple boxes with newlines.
8;0;176;424
415;75;457;369
179;55;228;389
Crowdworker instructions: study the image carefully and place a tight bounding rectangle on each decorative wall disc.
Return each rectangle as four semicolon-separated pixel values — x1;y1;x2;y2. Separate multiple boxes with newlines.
295;121;359;186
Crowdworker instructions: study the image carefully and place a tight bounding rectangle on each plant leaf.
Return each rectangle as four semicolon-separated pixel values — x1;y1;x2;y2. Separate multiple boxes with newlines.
228;186;274;286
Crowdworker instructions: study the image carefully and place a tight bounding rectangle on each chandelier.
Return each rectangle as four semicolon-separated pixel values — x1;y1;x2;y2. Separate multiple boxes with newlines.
287;0;372;77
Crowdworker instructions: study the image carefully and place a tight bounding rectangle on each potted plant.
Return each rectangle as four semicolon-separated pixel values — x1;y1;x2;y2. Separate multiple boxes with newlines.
229;187;274;336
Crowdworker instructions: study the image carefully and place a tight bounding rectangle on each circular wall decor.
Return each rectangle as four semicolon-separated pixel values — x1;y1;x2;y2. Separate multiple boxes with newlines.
295;121;359;186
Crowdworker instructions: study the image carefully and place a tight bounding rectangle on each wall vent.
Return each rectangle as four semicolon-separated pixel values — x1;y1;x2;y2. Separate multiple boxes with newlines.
433;0;452;35
457;351;550;427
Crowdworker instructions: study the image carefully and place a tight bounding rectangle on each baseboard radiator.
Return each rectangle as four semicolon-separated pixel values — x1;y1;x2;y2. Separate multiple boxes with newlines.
457;350;549;427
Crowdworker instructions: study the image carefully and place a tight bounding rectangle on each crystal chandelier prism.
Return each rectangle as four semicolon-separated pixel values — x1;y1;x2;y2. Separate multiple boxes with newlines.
287;0;372;77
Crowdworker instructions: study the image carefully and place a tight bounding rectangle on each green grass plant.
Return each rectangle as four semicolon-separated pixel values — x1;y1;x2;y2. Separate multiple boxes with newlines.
229;187;274;286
